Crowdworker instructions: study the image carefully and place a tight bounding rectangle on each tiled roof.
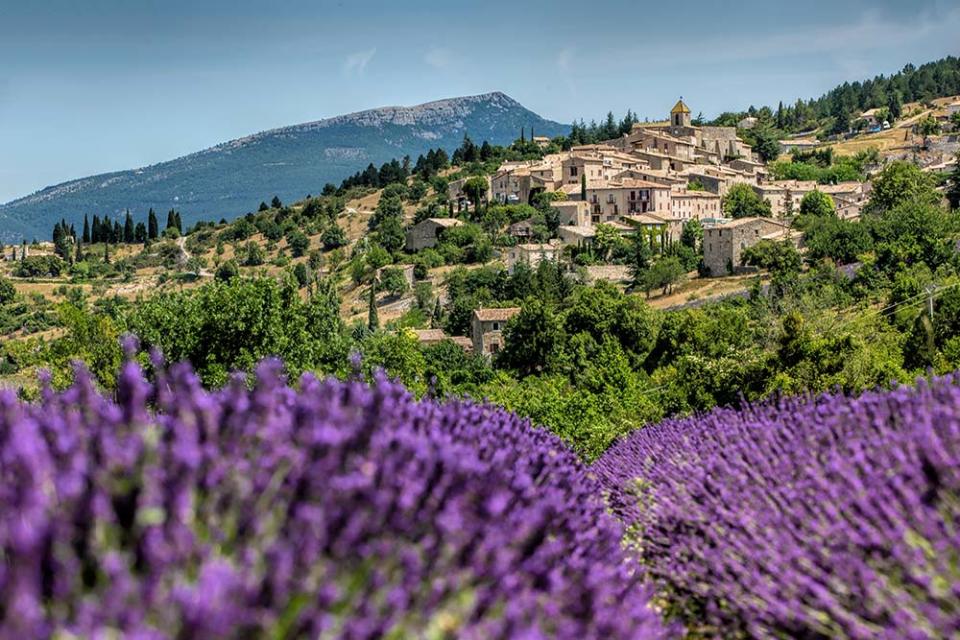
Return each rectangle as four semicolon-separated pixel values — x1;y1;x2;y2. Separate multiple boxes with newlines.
413;329;447;342
474;307;522;322
424;217;463;228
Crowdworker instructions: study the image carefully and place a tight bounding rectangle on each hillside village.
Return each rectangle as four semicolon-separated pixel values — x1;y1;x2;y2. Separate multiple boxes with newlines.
2;91;960;371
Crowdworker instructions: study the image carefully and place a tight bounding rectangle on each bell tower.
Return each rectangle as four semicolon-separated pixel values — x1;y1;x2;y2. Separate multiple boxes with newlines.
670;98;692;128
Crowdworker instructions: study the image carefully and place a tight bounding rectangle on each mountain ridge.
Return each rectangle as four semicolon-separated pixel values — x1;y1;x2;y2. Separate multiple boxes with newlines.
0;92;567;242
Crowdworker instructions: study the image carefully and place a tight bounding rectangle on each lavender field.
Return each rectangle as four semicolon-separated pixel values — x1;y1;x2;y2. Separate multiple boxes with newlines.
2;349;958;638
0;351;671;639
596;376;960;638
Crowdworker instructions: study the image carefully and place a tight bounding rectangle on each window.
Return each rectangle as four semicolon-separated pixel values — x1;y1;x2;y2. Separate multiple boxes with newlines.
570;166;578;177
490;343;500;354
492;322;500;331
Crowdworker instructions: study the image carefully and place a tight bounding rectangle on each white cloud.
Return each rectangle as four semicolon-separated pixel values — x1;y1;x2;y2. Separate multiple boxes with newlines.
343;48;376;76
424;47;453;70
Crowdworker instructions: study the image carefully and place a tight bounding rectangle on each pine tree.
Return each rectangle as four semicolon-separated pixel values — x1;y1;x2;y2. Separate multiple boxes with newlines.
947;153;960;210
82;215;90;243
124;211;134;243
367;284;379;332
147;208;158;239
431;297;443;329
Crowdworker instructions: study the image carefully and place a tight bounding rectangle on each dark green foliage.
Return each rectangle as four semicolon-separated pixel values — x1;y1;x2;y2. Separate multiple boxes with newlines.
722;184;772;218
799;190;835;217
0;277;15;305
14;255;66;277
125;277;348;386
215;260;240;282
286;230;310;257
321;224;348;250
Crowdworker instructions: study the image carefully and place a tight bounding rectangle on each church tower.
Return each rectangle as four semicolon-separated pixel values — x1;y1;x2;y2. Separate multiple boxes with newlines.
670;98;692;128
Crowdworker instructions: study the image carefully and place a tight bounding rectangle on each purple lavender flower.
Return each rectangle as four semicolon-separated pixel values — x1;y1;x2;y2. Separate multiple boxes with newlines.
595;376;960;638
0;360;673;639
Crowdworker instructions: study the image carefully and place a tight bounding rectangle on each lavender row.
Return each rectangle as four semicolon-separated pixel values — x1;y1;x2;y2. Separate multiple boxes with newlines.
595;377;960;639
0;353;674;639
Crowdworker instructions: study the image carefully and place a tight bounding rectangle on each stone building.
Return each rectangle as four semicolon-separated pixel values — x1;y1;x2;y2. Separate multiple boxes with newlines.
504;242;561;273
405;218;462;251
702;217;791;277
471;307;521;357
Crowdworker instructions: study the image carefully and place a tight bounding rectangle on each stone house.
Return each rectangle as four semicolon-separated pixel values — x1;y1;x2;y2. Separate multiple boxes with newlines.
670;190;722;222
504;242;561;273
569;178;672;224
702;217;791;277
471;307;521;357
753;180;818;217
405;218;462;251
553;200;592;226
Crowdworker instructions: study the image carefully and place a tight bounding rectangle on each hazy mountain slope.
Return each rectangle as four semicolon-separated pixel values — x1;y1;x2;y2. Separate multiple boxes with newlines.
0;92;568;242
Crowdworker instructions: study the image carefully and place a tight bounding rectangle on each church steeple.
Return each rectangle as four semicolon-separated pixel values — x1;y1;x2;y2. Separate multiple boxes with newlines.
671;98;691;127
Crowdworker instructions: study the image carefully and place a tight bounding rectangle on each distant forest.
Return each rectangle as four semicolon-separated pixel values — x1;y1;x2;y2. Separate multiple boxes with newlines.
565;56;960;143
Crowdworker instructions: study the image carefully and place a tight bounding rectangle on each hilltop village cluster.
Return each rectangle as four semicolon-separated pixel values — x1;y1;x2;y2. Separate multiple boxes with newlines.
403;100;876;355
410;100;870;281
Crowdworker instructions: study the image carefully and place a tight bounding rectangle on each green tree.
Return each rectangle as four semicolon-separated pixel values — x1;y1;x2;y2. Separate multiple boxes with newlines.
147;209;159;239
367;283;379;332
286;230;310;257
865;161;940;214
293;262;309;287
462;176;489;213
641;256;686;296
498;299;565;376
752;127;780;163
0;277;15;305
946;153;960;210
680;219;703;251
799;190;836;217
376;215;406;253
378;266;410;298
917;115;941;148
321;224;348;250
215;259;239;282
722;183;772;218
242;241;265;266
627;235;653;289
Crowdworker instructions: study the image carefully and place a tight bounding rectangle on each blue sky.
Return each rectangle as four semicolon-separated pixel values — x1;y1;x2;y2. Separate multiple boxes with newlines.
1;0;958;203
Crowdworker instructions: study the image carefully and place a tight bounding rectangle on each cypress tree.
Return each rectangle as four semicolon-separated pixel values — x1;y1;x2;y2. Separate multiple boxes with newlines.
91;215;101;243
147;208;158;239
580;174;587;201
82;215;90;243
113;220;123;243
166;210;176;230
135;222;147;243
75;239;83;263
174;211;182;232
124;211;134;243
367;284;379;332
103;242;110;264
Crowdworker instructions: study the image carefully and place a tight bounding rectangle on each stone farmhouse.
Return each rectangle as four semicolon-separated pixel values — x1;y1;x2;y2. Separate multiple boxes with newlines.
504;242;562;273
471;307;521;357
702;217;792;277
405;218;462;251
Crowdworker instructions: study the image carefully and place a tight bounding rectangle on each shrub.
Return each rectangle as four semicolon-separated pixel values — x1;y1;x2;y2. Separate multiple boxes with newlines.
0;357;672;639
595;377;960;637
